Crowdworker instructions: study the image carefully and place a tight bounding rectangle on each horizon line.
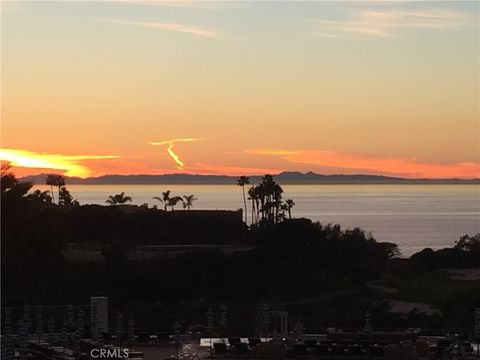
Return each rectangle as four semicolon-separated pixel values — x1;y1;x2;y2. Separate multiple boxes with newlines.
16;171;480;182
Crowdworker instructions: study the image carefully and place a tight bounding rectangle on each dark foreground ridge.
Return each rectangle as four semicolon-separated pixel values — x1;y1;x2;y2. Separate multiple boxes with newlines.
2;167;480;358
20;171;480;185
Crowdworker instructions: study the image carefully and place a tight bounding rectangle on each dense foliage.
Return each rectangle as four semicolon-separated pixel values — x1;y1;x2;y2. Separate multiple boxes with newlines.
2;167;479;335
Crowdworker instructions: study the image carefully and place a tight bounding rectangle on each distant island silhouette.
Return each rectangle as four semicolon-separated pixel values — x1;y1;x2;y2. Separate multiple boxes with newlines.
20;171;480;185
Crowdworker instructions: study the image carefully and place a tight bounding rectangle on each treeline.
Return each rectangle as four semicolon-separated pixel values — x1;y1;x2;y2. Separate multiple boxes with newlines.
1;166;397;301
396;234;480;275
2;165;480;334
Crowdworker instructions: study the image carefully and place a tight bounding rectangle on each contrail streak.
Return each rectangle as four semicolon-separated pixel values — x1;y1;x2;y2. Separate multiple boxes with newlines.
150;138;203;170
166;143;184;169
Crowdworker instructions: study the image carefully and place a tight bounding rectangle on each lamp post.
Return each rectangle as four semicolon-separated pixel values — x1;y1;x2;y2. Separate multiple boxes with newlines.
207;308;214;356
261;304;270;339
364;310;372;334
474;308;480;357
61;319;68;355
18;319;28;360
35;306;44;343
78;310;85;340
47;317;55;344
173;321;181;360
116;312;124;346
67;305;74;328
220;304;228;336
128;319;135;348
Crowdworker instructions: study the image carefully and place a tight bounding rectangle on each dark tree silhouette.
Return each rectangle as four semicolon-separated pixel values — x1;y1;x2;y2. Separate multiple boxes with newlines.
285;199;295;219
167;196;183;211
106;192;132;205
55;175;66;199
247;175;284;225
1;163;18;192
26;190;52;204
59;186;79;206
237;176;250;223
45;174;57;204
182;194;198;210
45;174;66;204
153;191;171;211
455;233;480;253
1;162;32;201
248;186;259;225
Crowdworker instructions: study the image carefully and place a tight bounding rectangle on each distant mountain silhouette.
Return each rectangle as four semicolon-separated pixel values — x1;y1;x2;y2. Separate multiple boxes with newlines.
19;172;479;185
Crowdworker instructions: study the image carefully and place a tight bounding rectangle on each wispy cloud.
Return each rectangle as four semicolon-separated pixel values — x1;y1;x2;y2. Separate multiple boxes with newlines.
103;18;220;38
314;8;471;38
149;138;204;146
113;0;243;10
245;148;480;179
243;149;299;156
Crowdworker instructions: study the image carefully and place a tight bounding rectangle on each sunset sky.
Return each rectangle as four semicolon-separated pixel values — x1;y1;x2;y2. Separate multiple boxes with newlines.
2;1;479;178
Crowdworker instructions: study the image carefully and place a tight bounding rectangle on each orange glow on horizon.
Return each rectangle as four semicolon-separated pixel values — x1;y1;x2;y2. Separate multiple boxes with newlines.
3;2;478;182
187;162;283;176
0;148;118;178
2;146;479;180
245;148;480;179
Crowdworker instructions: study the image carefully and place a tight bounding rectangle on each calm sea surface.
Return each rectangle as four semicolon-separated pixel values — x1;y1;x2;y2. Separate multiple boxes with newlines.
35;184;480;257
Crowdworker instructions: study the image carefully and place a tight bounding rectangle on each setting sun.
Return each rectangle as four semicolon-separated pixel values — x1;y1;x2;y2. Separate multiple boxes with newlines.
0;148;117;177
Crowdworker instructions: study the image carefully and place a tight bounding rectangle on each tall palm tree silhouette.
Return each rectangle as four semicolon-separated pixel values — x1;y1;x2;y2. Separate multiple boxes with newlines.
153;190;171;211
56;175;66;201
46;175;57;204
285;199;295;219
247;175;284;224
237;176;250;223
182;194;198;210
248;186;257;225
45;174;65;204
106;192;132;205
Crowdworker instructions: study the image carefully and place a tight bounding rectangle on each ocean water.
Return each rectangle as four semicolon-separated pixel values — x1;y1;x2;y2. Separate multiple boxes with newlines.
34;184;480;257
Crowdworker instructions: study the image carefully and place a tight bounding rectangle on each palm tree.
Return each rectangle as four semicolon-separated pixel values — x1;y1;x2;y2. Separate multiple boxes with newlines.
237;176;250;223
167;196;183;211
280;203;289;222
59;186;79;206
183;194;198;210
45;174;66;204
55;175;66;199
285;199;295;219
45;174;57;204
1;162;17;193
248;186;257;225
153;190;171;211
1;163;32;200
105;192;132;205
255;174;284;224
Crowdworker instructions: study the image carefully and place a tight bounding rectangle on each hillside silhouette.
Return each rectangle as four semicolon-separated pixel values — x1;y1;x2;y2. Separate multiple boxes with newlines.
19;171;480;185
